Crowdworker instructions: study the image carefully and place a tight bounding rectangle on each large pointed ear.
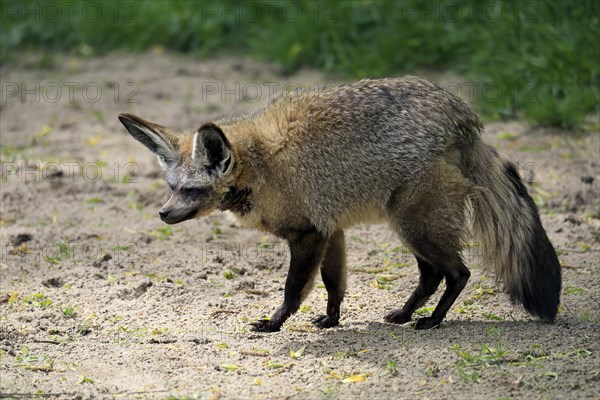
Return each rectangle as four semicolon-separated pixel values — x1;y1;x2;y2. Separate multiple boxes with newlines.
193;123;234;174
118;113;179;167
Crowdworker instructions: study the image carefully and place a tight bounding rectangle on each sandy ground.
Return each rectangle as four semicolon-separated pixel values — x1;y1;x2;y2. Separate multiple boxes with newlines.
0;52;599;400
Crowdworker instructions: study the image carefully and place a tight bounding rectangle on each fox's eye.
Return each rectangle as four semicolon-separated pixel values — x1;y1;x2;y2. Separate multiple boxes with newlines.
181;188;207;199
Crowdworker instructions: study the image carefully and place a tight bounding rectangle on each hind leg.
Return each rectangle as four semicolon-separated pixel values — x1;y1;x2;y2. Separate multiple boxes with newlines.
386;232;470;329
386;159;472;329
413;256;470;330
384;257;443;324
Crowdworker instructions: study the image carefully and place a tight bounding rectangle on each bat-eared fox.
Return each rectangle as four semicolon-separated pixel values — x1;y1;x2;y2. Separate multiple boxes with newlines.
118;76;561;332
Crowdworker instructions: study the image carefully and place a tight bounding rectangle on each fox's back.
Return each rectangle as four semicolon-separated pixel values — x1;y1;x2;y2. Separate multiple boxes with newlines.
223;76;483;232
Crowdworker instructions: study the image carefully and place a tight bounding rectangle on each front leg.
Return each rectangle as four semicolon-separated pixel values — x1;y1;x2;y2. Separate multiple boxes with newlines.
313;229;346;329
251;230;327;332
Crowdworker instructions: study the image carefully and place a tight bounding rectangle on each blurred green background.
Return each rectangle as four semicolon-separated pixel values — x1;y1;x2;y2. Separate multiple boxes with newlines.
1;0;598;128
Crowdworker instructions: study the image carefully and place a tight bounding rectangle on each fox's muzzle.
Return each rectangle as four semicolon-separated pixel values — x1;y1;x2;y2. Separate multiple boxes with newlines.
158;207;199;224
158;194;201;224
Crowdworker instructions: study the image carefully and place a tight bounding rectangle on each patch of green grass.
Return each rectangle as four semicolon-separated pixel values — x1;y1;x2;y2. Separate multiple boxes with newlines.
223;270;235;280
574;241;592;252
519;145;546;153
23;293;53;308
143;273;184;286
372;275;399;290
386;359;397;375
150;327;170;336
542;371;559;381
14;346;55;372
128;202;145;211
211;226;223;238
573;348;592;358
153;226;173;241
57;242;73;258
451;343;508;382
321;387;336;400
484;326;503;336
471;283;497;300
79;375;94;384
60;304;77;318
147;181;164;191
510;344;550;367
43;255;61;265
350;236;368;244
220;363;239;372
426;363;440;377
335;349;356;359
265;361;285;369
581;310;597;323
564;286;586;295
482;312;504;321
87;197;104;204
121;174;135;184
7;291;19;304
415;306;435;316
43;241;73;264
41;242;65;263
455;365;479;382
496;131;519;141
452;343;508;366
2;0;598;127
455;304;477;314
108;315;123;324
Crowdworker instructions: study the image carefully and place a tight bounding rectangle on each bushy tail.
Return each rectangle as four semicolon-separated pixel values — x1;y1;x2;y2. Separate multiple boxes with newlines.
467;140;561;321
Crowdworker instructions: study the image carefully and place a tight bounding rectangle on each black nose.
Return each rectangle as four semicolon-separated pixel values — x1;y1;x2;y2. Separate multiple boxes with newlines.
159;210;170;220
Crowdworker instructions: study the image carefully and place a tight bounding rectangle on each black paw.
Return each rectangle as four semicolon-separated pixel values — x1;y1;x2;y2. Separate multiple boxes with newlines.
414;317;441;330
384;310;412;324
312;314;339;329
250;319;281;333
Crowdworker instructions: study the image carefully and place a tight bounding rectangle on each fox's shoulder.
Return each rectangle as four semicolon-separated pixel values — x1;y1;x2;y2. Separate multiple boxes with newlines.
216;92;314;150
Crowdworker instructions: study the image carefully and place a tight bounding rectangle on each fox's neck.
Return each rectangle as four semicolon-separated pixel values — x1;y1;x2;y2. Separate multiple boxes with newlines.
219;186;253;215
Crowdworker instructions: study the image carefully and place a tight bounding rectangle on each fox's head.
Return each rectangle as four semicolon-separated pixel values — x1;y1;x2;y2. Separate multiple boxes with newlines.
118;113;236;224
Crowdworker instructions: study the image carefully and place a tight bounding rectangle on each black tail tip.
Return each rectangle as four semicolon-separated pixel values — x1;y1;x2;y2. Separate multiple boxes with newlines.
510;277;560;323
513;234;561;323
503;161;562;322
